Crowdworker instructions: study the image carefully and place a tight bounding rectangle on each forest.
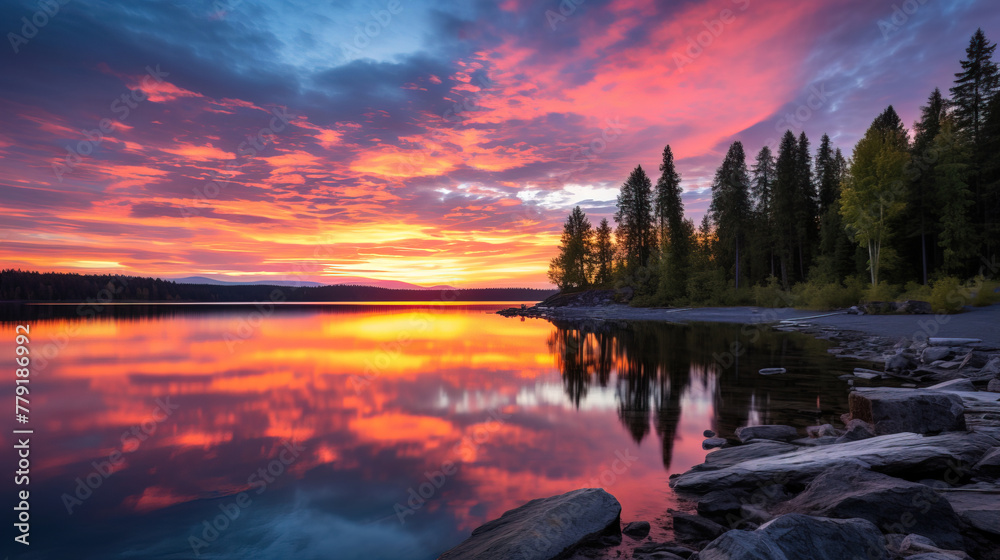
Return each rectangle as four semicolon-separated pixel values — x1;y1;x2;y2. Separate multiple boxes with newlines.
0;270;556;303
548;29;1000;312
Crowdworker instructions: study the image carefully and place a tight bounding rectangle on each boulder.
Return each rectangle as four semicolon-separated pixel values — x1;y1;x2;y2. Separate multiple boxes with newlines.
703;438;726;450
704;429;717;438
849;388;966;435
972;447;1000;476
670;511;727;545
835;419;876;443
775;463;964;549
887;352;917;372
669;432;998;494
437;488;621;560
943;488;1000;539
697;489;748;520
697;514;888;560
988;379;1000;393
958;351;990;369
980;357;1000;376
735;425;799;443
898;534;973;560
923;346;955;363
623;520;651;539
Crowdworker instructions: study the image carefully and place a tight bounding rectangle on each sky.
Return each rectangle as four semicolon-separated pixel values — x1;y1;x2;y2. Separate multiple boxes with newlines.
0;0;998;288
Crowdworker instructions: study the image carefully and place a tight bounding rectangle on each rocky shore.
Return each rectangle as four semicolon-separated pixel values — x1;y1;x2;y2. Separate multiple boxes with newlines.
436;302;1000;559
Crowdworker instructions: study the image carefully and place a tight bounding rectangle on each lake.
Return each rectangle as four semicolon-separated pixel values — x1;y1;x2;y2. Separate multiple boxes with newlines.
1;303;864;560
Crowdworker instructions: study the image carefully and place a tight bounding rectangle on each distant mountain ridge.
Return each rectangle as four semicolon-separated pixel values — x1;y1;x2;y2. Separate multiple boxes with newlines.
172;276;454;290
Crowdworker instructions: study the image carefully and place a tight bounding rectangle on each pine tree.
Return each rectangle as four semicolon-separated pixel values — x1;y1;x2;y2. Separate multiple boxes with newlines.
816;134;837;215
950;28;999;149
653;145;689;302
773;130;800;287
709;141;752;288
934;118;977;275
751;146;777;281
614;165;657;277
548;206;593;289
794;132;819;279
906;88;948;284
593;218;615;286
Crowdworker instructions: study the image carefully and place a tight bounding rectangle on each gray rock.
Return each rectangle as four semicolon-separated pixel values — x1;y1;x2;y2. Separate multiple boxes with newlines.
702;437;727;450
887;352;917;372
899;534;972;559
670;432;997;494
923;346;955;363
835;419;876;443
696;441;798;471
623;520;650;539
704;429;717;438
988;379;1000;393
633;542;694;559
980;356;1000;376
438;488;621;560
697;514;888;560
854;368;883;379
943;489;1000;538
904;554;968;560
928;338;982;346
735;425;799;443
927;378;978;392
792;436;839;446
670;511;727;545
697;489;748;521
775;463;964;549
972;447;1000;476
958;351;990;369
849;388;966;435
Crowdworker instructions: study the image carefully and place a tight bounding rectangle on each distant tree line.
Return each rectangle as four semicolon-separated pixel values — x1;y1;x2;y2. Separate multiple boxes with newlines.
0;270;556;302
549;29;1000;308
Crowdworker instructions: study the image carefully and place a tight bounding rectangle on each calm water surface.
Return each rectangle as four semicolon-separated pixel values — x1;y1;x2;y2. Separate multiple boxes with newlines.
1;303;865;560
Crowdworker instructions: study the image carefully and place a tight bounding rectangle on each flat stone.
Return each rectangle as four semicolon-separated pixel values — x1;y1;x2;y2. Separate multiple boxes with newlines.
438;488;621;560
759;368;786;375
695;441;798;471
854;368;882;379
697;513;888;560
735;425;799;443
849;388;966;435
927;378;978;393
775;463;964;549
943;489;1000;538
929;338;982;346
670;432;999;494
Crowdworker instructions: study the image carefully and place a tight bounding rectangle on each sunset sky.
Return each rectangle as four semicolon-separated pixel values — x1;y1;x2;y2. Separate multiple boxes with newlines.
1;0;998;288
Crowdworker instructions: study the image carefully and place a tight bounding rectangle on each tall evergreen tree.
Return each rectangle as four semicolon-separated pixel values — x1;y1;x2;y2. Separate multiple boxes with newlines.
815;134;838;215
795;132;819;279
934;118;977;275
773;130;800;287
751;146;777;280
950;28;999;149
653;145;690;302
709;141;752;288
592;218;615;286
548;206;593;289
614;165;657;276
906;88;948;284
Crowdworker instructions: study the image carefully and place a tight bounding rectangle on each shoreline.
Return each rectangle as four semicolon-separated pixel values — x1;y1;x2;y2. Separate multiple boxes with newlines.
439;302;1000;559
